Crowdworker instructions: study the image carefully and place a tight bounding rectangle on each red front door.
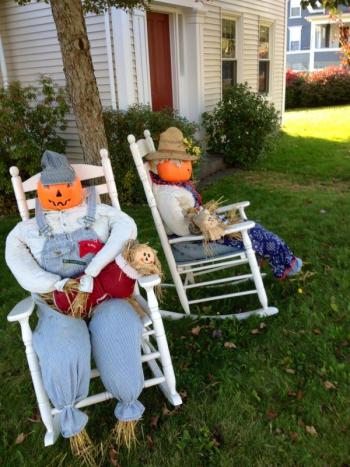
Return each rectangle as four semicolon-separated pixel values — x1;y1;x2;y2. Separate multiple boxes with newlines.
147;12;173;111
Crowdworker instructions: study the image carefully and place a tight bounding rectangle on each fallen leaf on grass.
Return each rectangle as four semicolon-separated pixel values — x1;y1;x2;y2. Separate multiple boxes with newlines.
179;389;188;400
290;431;299;442
267;410;278;420
324;380;337;390
150;416;159;429
146;434;154;449
162;404;171;416
15;433;27;445
28;410;41;423
285;368;296;374
251;328;260;335
305;425;317;437
191;326;201;336
312;328;321;335
108;447;120;467
259;322;267;330
224;342;237;349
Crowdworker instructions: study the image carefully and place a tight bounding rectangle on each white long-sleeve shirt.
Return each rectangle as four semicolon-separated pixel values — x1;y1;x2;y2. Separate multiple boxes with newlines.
152;184;195;237
5;202;137;294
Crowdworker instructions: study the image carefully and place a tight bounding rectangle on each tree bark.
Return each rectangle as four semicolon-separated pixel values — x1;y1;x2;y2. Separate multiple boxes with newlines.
50;0;108;164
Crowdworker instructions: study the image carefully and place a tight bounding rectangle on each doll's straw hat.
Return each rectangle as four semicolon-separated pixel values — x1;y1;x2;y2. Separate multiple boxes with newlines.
145;127;200;161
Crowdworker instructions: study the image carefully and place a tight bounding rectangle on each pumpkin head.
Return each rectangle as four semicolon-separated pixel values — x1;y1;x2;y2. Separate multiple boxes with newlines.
157;159;192;183
37;178;83;211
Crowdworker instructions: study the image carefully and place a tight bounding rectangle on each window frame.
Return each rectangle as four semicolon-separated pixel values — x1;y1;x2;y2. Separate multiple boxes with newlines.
290;0;302;19
258;22;273;96
288;25;302;51
221;16;238;94
315;23;331;49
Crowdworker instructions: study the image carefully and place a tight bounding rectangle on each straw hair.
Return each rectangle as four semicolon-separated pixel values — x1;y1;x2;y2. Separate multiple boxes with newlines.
145;127;199;161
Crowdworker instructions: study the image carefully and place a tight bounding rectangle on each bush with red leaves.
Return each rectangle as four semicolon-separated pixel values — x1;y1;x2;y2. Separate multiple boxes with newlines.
285;66;350;108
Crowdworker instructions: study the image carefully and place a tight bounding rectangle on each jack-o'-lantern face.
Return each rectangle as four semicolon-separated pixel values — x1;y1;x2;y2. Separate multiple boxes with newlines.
37;178;83;211
157;159;192;183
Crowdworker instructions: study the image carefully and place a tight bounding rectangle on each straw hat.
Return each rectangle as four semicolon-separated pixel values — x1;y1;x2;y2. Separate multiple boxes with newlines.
145;127;200;161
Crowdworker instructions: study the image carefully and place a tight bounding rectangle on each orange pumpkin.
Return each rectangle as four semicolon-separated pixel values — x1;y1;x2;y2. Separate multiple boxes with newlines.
37;178;83;211
157;160;192;183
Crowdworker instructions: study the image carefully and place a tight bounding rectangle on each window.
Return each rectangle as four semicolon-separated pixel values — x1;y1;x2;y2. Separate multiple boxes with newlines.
289;26;302;51
315;24;330;49
221;19;237;91
290;0;301;18
258;24;271;94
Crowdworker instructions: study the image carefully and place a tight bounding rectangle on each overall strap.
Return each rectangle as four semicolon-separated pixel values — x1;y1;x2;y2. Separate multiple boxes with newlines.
82;186;97;229
35;198;53;238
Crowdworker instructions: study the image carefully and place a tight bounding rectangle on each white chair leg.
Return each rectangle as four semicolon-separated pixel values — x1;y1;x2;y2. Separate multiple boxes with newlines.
142;285;182;406
242;230;268;309
18;317;59;446
172;269;191;314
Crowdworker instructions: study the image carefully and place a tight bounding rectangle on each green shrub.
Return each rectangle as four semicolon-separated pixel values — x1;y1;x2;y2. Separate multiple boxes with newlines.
0;78;68;206
202;83;279;168
103;105;198;204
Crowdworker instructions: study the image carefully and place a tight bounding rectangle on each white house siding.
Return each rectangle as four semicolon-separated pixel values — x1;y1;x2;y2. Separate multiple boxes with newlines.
0;0;115;161
203;0;286;116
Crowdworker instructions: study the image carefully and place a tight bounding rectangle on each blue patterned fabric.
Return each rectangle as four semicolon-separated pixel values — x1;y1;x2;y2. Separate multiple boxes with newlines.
32;295;91;438
172;223;296;279
89;299;145;421
32;295;145;437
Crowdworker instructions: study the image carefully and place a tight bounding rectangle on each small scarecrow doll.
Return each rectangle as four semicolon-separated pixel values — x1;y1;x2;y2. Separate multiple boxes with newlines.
5;151;147;463
45;239;162;319
146;127;302;279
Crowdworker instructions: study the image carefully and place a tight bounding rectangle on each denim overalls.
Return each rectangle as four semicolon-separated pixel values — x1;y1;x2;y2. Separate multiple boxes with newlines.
32;189;144;438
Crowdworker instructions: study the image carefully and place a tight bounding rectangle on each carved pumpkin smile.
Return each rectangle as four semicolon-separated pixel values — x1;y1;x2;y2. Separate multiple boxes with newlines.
37;178;83;211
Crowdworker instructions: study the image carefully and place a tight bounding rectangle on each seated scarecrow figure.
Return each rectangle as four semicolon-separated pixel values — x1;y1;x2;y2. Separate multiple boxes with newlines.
146;127;302;280
5;151;148;462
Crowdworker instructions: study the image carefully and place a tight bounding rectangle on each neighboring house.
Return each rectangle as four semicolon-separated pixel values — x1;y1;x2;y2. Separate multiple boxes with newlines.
0;0;287;161
287;0;350;71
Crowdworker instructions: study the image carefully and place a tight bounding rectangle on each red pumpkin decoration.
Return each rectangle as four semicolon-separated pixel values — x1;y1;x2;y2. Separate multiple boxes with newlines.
157;160;192;183
37;178;83;211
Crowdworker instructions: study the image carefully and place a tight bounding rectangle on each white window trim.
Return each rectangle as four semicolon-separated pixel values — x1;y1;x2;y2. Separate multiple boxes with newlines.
290;0;302;19
258;20;274;97
220;13;242;96
221;15;238;94
288;25;302;51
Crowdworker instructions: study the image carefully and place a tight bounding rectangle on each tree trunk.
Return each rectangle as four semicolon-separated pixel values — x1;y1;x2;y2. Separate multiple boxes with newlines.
50;0;108;164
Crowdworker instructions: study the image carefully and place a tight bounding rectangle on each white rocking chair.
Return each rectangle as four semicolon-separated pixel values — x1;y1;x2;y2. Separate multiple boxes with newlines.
128;130;278;320
7;149;181;447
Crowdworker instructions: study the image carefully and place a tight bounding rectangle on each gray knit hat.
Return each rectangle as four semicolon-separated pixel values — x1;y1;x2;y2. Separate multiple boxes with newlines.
40;150;76;185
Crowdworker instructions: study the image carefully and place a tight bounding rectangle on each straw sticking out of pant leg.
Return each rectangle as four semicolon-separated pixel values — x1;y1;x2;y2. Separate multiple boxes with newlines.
113;420;138;450
69;429;97;467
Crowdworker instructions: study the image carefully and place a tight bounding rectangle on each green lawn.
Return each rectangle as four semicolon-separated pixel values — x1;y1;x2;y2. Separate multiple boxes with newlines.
1;106;350;466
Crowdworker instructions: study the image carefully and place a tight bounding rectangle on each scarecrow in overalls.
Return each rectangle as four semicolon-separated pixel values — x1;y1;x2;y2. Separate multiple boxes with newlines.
5;151;145;461
147;127;303;279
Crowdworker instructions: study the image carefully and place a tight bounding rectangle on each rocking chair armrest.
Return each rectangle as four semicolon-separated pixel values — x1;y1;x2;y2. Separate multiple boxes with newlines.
137;274;162;289
7;296;35;323
168;220;255;245
223;220;255;235
215;201;250;214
